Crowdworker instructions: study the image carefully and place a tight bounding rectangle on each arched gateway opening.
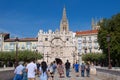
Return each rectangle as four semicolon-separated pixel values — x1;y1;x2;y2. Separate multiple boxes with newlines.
55;58;62;64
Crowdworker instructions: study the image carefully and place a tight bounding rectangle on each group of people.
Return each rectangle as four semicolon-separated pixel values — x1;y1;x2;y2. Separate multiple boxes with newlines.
13;59;91;80
13;58;37;80
73;62;90;77
64;60;90;78
13;58;57;80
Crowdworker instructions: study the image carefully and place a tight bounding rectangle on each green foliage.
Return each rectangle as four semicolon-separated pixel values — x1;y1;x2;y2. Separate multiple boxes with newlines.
82;53;106;64
98;13;120;66
0;51;15;61
0;50;43;62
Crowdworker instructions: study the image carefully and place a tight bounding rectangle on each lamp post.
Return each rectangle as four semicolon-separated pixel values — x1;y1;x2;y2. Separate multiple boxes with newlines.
42;46;45;61
15;37;19;68
106;34;112;69
78;53;82;65
36;50;38;62
72;52;75;64
46;52;49;62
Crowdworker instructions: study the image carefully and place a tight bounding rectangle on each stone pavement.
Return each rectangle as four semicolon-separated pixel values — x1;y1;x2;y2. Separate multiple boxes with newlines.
35;68;102;80
0;70;14;80
0;67;119;80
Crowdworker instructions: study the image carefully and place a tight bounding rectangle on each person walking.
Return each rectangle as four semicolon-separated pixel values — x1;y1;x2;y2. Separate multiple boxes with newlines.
52;61;57;74
39;61;49;80
13;61;24;80
26;59;37;80
36;62;40;76
57;61;64;78
22;62;28;80
74;61;80;77
48;62;54;80
86;63;90;77
65;60;71;77
81;63;85;77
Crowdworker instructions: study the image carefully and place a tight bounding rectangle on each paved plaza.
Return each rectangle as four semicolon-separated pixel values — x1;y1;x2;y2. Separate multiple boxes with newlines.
35;68;102;80
0;67;119;80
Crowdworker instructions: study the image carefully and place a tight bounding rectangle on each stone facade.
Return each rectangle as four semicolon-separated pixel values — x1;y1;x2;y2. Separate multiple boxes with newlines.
37;7;76;64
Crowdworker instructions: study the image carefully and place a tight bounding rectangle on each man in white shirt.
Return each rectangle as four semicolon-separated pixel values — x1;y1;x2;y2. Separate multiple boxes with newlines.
26;59;37;80
13;61;24;80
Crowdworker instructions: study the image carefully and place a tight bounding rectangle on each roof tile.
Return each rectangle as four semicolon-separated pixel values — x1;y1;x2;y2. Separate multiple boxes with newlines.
76;30;98;36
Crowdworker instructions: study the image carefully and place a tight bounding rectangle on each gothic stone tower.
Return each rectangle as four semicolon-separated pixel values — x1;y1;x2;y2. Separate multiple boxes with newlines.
37;7;76;64
60;7;69;33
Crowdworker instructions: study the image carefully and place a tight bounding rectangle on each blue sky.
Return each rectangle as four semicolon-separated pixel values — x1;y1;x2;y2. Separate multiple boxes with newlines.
0;0;120;38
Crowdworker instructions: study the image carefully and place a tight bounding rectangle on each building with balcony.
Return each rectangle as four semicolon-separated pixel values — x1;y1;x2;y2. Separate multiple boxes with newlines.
3;38;38;51
76;30;102;54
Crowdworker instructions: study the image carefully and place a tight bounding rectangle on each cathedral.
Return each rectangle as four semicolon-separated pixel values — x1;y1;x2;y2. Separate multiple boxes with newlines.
0;7;102;65
37;7;76;64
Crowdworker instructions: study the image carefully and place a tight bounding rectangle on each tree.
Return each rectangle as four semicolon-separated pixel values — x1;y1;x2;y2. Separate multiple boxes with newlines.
17;50;43;62
98;13;120;67
82;53;105;66
0;50;43;67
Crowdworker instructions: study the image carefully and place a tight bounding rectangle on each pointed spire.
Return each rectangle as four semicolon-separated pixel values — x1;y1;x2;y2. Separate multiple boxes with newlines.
91;18;95;30
62;6;67;21
92;18;95;26
60;6;69;33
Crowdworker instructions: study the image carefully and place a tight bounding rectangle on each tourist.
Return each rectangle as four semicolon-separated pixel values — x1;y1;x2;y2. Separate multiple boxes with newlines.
86;63;90;77
48;62;54;80
81;63;85;77
13;61;24;80
39;61;49;80
22;62;28;80
52;61;57;74
65;60;71;77
26;58;37;80
74;61;80;77
36;62;40;76
57;61;64;78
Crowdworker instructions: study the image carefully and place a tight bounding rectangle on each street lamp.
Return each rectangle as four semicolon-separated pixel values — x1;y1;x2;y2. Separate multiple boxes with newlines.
42;46;45;61
15;37;19;68
106;34;112;69
78;53;82;65
46;52;49;62
72;52;75;64
35;50;38;62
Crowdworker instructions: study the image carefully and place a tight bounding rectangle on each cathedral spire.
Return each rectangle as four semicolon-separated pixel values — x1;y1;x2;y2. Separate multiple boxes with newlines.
60;6;69;33
91;18;96;30
62;6;67;21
